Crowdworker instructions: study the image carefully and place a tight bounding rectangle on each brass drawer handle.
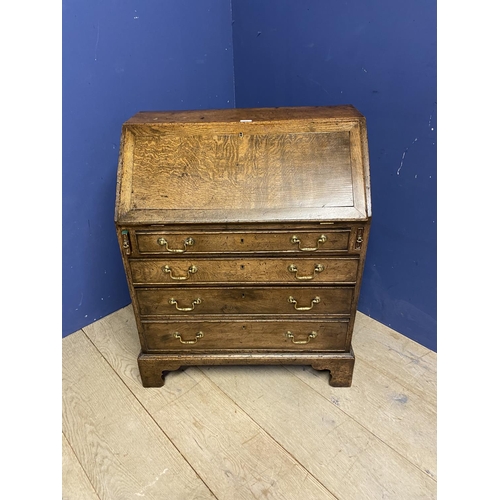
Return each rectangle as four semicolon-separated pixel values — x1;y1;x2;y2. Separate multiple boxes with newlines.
288;296;320;311
287;263;324;280
162;265;198;280
173;331;204;344
285;331;318;344
168;297;202;311
290;234;327;251
157;237;194;253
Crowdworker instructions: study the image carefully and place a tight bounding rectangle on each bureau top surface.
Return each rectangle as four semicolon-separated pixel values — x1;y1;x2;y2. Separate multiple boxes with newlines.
115;105;371;225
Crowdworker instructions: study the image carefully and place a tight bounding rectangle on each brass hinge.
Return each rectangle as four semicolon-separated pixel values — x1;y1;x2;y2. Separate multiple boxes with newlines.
355;227;364;250
121;230;131;255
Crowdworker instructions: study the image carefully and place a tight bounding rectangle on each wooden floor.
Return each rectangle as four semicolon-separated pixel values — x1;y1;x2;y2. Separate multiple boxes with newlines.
62;306;436;500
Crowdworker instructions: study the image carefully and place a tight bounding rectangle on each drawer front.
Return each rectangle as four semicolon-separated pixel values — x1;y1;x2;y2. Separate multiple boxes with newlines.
134;230;350;255
130;258;359;285
136;286;354;316
141;320;349;351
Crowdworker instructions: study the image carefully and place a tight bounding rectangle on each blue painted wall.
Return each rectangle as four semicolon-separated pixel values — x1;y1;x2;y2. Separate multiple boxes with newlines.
231;0;437;350
62;0;235;336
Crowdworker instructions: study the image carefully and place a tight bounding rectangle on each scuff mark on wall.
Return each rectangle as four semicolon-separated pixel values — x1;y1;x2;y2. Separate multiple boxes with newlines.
94;22;100;61
397;137;418;175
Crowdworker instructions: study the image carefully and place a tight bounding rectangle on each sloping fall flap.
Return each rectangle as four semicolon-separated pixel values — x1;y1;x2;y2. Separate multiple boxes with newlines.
115;106;371;224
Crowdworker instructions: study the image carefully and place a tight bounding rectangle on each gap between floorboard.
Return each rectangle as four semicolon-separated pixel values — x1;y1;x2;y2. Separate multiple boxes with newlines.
80;328;221;500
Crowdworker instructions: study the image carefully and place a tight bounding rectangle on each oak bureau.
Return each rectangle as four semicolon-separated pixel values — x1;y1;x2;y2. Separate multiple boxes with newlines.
115;105;371;387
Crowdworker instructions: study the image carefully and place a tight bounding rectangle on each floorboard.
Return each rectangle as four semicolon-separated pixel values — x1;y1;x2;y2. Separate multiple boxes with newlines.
60;305;437;500
353;312;436;406
201;364;435;499
62;331;216;500
62;433;101;500
287;358;436;479
84;308;338;500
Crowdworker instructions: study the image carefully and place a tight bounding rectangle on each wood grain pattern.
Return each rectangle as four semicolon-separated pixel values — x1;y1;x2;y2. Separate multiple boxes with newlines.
119;206;367;225
131;132;353;211
140;318;349;351
143;369;339;500
130;257;359;285
115;128;135;223
134;229;351;255
62;330;216;500
116;106;370;224
287;358;437;480
353;312;437;406
73;305;436;500
344;223;371;348
359;118;372;217
83;308;339;500
349;123;370;218
62;433;100;500
116;105;371;387
136;286;354;316
137;350;355;388
201;365;436;499
125;105;364;124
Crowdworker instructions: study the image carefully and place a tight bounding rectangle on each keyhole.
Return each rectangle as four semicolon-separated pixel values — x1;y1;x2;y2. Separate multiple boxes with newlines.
240;238;244;243
242;293;245;298
240;265;245;269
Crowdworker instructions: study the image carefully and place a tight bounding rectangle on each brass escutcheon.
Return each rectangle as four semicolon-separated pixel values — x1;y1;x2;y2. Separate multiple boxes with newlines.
355;228;364;250
290;234;327;251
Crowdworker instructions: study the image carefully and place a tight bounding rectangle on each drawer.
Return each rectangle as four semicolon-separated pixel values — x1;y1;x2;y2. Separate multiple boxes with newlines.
130;257;359;285
136;286;354;316
141;319;349;352
134;230;351;255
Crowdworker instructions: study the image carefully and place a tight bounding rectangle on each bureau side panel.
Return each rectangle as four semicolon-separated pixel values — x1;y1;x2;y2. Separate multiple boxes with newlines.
345;220;371;349
115;225;148;351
